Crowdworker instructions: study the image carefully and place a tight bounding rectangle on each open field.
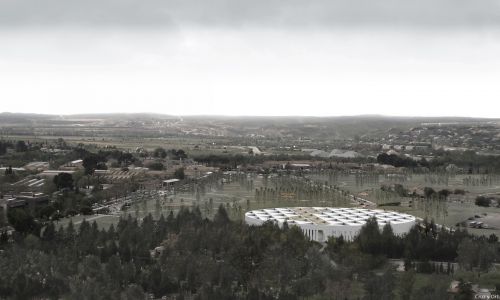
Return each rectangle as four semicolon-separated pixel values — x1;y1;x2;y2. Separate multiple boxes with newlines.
132;172;500;236
59;173;355;229
55;171;500;239
1;134;249;155
322;173;500;236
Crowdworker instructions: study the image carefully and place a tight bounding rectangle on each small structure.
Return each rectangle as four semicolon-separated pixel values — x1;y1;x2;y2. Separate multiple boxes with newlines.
60;159;84;170
24;162;50;171
4;197;26;208
69;159;83;166
162;179;180;190
0;167;25;172
39;170;75;178
1;192;49;210
15;192;49;208
283;163;311;170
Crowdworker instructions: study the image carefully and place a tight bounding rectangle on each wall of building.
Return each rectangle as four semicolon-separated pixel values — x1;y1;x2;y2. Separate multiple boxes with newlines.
244;210;416;242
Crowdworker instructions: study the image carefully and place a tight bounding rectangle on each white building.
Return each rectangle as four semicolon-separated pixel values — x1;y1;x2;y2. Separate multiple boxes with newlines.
24;161;50;171
67;159;83;167
245;207;416;242
39;170;76;178
162;178;180;189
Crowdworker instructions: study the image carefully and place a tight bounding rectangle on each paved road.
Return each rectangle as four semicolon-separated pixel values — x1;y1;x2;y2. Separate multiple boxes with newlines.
73;214;120;225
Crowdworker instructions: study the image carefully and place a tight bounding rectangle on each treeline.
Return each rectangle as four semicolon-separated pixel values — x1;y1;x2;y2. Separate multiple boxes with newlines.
152;148;187;160
0;140;55;168
0;140;30;154
0;138;72;156
0;140;128;172
192;153;256;168
72;148;137;174
475;195;499;208
430;150;500;172
377;153;419;168
377;150;500;172
0;141;11;155
327;218;499;273
192;153;323;168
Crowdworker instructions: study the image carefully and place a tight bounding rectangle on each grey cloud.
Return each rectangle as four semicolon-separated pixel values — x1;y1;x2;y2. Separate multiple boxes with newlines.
0;0;499;28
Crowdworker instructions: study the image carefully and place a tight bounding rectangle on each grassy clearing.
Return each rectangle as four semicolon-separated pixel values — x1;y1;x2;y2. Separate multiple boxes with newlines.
53;172;500;239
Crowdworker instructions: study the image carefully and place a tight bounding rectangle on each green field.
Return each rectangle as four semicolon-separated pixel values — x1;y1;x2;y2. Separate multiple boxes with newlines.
311;172;500;236
55;171;500;240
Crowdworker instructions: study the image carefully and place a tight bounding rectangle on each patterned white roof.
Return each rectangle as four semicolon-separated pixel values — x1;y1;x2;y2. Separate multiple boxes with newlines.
245;207;415;226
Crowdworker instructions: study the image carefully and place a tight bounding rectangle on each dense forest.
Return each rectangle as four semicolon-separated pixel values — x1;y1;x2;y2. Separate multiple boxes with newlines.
0;206;499;299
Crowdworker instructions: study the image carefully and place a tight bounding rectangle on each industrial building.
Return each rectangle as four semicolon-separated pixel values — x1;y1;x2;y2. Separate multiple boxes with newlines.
245;207;416;242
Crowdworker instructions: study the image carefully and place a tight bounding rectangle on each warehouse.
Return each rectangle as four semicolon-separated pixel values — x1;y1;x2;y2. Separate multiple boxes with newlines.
245;207;416;242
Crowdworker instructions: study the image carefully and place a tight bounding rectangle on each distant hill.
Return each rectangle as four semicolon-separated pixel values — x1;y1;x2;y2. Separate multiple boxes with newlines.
0;112;498;139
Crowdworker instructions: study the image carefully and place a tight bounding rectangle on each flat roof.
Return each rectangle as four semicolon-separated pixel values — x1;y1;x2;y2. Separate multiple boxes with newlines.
25;162;49;166
41;170;75;174
290;163;311;167
245;207;416;226
163;179;180;183
0;167;25;171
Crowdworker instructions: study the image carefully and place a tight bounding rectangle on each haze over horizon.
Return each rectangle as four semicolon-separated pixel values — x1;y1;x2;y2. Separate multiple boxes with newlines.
1;111;500;120
1;0;499;117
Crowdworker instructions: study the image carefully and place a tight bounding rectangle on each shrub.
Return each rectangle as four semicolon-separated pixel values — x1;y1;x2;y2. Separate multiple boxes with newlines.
475;196;491;207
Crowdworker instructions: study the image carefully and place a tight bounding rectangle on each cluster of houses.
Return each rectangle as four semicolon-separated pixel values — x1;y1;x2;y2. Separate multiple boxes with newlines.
380;123;500;153
0;153;220;221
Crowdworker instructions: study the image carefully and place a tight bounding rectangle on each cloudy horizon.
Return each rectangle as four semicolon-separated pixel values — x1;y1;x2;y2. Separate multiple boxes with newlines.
1;0;499;117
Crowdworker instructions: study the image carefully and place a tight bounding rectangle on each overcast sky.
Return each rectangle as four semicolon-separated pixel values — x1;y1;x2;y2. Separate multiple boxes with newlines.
1;0;499;117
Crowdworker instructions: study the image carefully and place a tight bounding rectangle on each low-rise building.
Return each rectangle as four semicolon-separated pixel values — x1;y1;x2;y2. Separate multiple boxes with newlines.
162;179;180;190
24;162;50;171
39;170;76;178
245;207;416;242
1;192;49;210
